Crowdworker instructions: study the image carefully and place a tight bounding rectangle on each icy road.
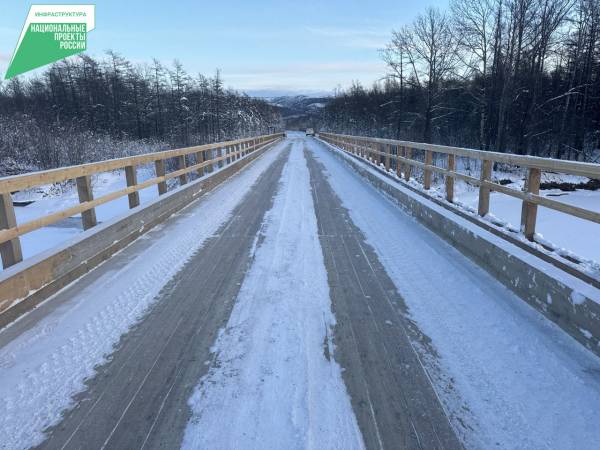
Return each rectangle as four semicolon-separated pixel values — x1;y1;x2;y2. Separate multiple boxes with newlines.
1;133;600;450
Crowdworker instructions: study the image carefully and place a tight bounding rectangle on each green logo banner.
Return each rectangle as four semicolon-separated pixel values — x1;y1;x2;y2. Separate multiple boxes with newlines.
5;5;95;79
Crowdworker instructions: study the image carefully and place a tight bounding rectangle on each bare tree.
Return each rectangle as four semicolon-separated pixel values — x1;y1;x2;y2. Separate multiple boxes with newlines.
394;8;459;142
451;0;497;148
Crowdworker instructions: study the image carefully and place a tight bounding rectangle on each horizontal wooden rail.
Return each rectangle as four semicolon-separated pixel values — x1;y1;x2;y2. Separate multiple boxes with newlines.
0;133;284;269
319;132;600;255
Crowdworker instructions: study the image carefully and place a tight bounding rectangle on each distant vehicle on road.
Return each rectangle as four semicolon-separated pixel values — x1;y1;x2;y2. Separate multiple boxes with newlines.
305;128;315;136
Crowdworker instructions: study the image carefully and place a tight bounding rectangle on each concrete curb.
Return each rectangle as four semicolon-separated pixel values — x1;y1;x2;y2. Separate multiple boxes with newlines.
322;141;600;358
0;139;282;328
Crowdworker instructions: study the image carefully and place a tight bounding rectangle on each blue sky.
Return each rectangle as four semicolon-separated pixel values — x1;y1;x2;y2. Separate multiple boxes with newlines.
0;0;448;96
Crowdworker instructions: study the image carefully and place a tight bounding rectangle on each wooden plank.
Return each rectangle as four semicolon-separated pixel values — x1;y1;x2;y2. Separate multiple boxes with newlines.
0;193;22;268
155;159;168;195
207;149;214;173
0;135;283;246
125;165;140;209
404;147;412;181
478;159;493;216
76;175;97;230
0;133;284;194
320;132;600;179
423;150;433;190
521;168;541;241
0;142;269;246
385;144;391;171
389;157;600;225
218;148;224;169
176;155;188;185
446;154;455;203
396;146;402;177
196;151;205;177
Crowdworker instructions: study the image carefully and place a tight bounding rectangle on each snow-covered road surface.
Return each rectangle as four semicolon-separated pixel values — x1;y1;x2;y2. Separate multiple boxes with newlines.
0;133;599;450
0;142;286;449
182;139;364;449
308;137;600;449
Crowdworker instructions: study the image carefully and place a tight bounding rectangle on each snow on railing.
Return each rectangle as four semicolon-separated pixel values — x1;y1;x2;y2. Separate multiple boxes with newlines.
0;133;284;269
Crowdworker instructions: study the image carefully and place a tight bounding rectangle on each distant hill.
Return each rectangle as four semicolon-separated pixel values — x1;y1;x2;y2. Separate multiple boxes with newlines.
267;95;331;130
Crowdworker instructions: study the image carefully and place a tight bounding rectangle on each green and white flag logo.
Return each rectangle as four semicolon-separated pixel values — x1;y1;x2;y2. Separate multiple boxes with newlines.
5;4;95;79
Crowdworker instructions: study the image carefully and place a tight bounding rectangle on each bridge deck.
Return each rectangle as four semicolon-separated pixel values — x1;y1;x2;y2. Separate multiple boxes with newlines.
1;134;599;449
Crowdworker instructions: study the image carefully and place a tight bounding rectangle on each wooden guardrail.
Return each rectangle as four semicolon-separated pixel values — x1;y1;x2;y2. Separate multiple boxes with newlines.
0;133;284;269
319;132;600;246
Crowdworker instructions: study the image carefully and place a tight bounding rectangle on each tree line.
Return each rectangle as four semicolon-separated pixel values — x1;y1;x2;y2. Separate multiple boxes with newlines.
0;52;283;175
319;0;599;161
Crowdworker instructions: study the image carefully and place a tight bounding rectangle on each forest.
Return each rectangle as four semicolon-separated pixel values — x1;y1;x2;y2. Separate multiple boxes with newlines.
319;0;600;161
0;53;283;176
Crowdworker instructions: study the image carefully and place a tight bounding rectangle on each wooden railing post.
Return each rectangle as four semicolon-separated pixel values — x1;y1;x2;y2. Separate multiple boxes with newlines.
446;154;455;203
76;175;97;230
155;159;168;195
226;145;231;164
196;150;205;177
423;150;433;190
207;149;215;173
404;147;412;181
0;193;23;268
385;144;391;171
216;148;223;169
521;168;541;241
176;155;188;185
396;146;402;178
125;165;140;208
478;159;493;216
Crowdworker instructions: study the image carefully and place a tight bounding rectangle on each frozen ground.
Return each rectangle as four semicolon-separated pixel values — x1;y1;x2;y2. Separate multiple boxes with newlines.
309;137;600;449
182;139;364;449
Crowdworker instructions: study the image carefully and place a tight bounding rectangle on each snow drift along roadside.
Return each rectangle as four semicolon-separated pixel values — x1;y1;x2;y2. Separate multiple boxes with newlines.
182;139;365;449
0;142;285;450
308;138;600;450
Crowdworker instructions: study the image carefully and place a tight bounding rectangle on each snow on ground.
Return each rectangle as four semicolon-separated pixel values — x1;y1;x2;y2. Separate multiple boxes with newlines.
457;187;600;264
308;138;600;450
182;140;364;450
0;144;284;450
